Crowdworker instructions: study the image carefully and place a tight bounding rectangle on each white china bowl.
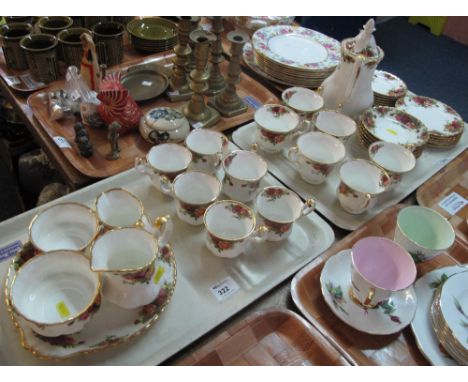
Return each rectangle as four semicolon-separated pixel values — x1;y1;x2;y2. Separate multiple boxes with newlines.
10;251;101;337
312;110;357;141
29;203;100;253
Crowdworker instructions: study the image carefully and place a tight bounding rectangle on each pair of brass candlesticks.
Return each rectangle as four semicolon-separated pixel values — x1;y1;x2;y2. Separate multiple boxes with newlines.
168;17;249;128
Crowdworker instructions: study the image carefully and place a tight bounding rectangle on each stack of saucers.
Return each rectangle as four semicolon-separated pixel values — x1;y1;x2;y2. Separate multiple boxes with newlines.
358;106;429;158
127;17;178;53
395;94;464;148
372;70;407;107
431;271;468;365
244;25;341;88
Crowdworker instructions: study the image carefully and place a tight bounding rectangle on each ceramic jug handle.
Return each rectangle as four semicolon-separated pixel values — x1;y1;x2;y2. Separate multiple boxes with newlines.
158;175;174;197
301;198;316;217
287;146;299;163
153;215;173;248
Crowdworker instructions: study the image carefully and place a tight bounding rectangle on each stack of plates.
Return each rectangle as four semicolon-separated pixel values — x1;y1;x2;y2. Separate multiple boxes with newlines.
372;70;407;107
395;94;464;148
431;272;468;365
245;25;341;88
358;106;429;158
127;18;178;53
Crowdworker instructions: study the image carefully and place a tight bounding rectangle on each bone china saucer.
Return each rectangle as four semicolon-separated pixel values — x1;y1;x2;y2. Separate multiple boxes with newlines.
320;249;417;335
411;265;465;365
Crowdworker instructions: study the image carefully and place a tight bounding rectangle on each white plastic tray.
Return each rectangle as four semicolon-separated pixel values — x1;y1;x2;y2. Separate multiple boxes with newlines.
0;147;334;365
232;121;468;230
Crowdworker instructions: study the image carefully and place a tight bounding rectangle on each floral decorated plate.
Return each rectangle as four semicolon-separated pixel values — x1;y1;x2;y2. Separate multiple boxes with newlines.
360;106;429;148
320;249;417;335
395;95;464;137
372;70;407;99
411;265;465;365
252;25;341;71
438;271;468;351
4;242;176;360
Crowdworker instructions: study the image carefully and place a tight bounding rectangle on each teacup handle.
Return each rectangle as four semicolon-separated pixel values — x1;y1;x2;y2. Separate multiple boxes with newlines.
296;119;312;136
214;151;223;169
158;175;174;196
301;198;316;216
363;193;372;209
250;143;258;152
248;225;269;243
287;146;299;163
153;215;173;248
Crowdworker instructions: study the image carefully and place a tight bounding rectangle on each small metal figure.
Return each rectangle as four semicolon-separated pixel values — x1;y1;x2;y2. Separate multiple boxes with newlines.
106;121;121;160
74;122;93;157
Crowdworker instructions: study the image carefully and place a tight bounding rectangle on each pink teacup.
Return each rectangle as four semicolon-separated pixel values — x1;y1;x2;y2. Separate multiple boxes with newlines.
350;237;416;308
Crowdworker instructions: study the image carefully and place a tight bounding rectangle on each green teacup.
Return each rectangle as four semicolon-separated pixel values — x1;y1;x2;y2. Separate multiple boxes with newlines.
5;16;34;25
394;206;455;263
92;21;125;68
38;16;74;36
58;27;91;68
0;22;33;70
20;33;59;83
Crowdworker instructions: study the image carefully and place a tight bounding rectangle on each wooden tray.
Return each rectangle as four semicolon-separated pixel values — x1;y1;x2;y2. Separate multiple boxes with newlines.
291;204;468;365
27;58;278;179
175;308;350;366
416;150;468;244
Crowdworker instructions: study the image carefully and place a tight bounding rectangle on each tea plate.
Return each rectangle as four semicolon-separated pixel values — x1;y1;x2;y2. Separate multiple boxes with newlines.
4;242;176;360
359;106;429;148
0;141;334;364
232;121;468;230
411;265;466;365
320;249;417;335
252;25;340;71
372;70;407;98
395;95;464;138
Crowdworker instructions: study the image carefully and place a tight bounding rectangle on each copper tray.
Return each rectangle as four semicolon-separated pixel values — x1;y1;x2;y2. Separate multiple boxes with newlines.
416;150;468;244
175;308;350;366
27;57;278;179
291;204;468;365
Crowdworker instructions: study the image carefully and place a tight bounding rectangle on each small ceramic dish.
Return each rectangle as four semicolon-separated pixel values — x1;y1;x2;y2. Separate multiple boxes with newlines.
121;68;169;102
9;250;101;337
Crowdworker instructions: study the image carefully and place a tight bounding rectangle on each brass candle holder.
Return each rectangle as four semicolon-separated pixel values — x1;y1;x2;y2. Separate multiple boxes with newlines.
209;30;248;117
167;16;195;102
183;29;220;129
205;16;226;96
186;17;201;76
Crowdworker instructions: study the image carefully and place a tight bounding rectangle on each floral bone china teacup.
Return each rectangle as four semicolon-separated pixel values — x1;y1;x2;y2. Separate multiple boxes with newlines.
29;202;100;253
394;206;455;263
281;87;324;116
159;171;222;225
204;200;268;258
185;129;229;173
337;159;390;215
135;143;192;190
254;104;300;154
95;188;152;230
311;109;357;143
10;250;101;337
90;220;172;309
350;237;417;308
368;141;416;190
287;131;346;185
255;186;315;241
222;150;268;202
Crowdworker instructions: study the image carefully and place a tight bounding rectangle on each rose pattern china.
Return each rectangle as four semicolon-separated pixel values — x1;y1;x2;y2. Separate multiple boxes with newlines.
185;129;229;173
222;150;268;202
204;200;267;258
372;70;407;99
255;186;315;241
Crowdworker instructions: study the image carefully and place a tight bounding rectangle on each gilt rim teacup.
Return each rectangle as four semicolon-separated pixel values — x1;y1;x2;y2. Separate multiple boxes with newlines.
311;109;357;142
281;87;324;115
185;129;229;173
29;202;100;253
10;250;101;337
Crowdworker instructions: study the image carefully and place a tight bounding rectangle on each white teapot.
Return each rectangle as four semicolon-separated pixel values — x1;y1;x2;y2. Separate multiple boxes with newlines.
320;19;384;119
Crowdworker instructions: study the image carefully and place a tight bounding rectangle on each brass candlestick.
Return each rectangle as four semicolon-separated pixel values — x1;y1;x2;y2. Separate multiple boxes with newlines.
186;17;201;75
205;16;226;96
167;16;195;102
183;29;220;129
209;30;248;117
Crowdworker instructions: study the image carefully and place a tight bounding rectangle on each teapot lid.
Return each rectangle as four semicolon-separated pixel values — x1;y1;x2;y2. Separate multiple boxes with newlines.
144;107;188;132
